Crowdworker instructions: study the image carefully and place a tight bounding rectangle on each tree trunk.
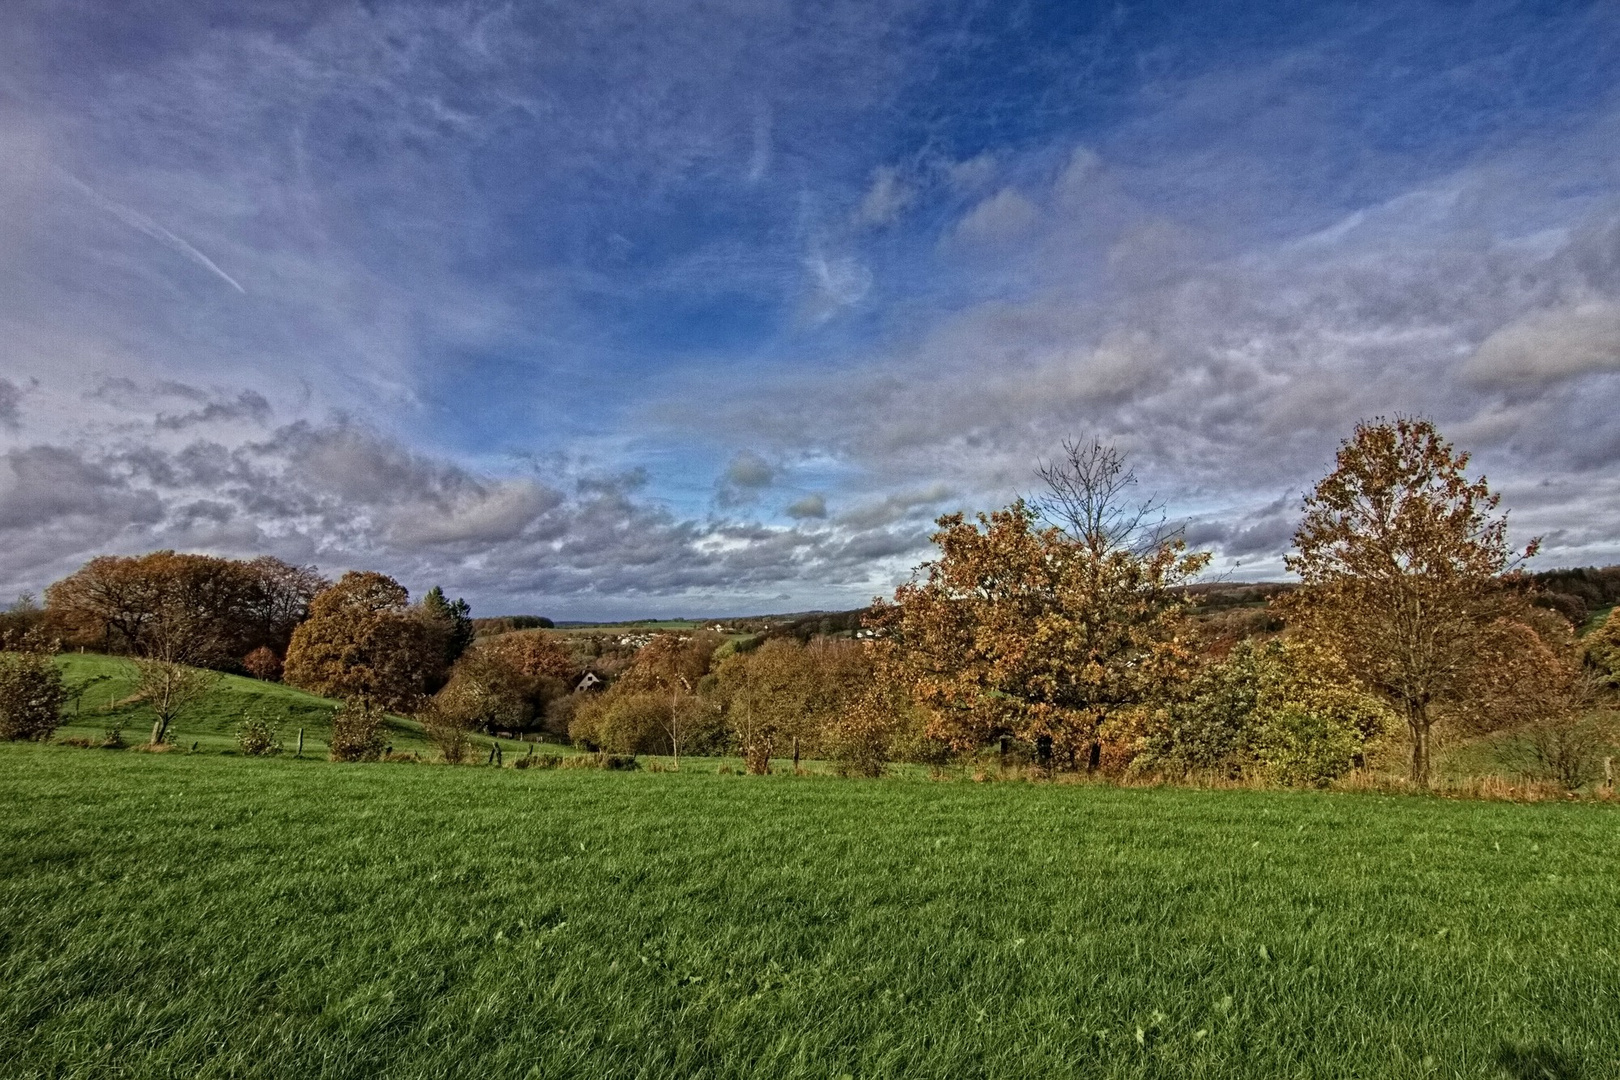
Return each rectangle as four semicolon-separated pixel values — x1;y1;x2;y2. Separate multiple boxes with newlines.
149;717;166;746
1408;706;1431;787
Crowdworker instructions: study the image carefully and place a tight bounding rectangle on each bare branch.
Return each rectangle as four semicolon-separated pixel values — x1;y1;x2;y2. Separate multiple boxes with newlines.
1031;438;1168;555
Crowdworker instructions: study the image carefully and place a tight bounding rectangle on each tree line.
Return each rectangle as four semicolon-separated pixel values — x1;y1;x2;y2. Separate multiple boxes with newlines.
3;417;1618;786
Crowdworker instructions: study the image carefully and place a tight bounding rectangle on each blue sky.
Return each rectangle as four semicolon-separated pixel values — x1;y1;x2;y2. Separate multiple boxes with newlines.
1;0;1618;617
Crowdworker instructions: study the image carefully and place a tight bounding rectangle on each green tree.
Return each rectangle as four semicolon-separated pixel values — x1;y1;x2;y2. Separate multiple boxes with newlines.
420;585;474;680
0;635;66;742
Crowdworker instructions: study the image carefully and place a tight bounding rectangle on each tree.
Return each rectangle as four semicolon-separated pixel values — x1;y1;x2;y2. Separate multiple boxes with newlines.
44;551;289;668
873;467;1208;768
242;646;282;681
419;585;474;683
713;637;874;772
242;557;328;656
1280;418;1540;786
431;648;531;734
615;632;724;768
282;572;434;712
1587;607;1620;689
0;633;66;742
133;659;219;746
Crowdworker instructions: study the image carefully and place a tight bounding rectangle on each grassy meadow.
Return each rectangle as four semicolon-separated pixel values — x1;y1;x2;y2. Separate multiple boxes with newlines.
49;653;463;759
2;744;1617;1079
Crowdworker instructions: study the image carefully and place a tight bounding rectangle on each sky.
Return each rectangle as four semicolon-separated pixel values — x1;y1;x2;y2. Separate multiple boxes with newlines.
1;0;1618;619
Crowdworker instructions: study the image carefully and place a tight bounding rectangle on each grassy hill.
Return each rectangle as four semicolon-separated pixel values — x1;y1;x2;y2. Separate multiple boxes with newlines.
1;745;1616;1078
50;653;443;757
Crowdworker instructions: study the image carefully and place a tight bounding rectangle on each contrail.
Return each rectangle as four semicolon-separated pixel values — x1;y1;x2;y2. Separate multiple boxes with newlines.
63;173;246;294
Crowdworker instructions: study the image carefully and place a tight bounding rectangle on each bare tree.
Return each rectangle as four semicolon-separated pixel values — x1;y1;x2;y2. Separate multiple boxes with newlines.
134;659;218;746
1033;438;1167;555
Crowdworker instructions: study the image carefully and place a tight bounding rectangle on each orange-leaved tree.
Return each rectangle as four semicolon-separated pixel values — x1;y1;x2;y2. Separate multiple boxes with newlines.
1280;418;1542;786
283;571;434;712
873;440;1208;768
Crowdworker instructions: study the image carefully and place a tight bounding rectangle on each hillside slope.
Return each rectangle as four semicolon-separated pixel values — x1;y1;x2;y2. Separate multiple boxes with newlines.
51;653;438;756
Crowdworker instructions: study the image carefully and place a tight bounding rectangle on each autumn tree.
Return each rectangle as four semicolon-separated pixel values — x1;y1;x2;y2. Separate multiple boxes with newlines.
1587;607;1620;689
614;631;724;767
282;572;434;712
44;552;325;669
713;637;872;773
874;441;1208;768
1280;418;1542;786
133;658;219;745
242;556;328;657
431;648;531;734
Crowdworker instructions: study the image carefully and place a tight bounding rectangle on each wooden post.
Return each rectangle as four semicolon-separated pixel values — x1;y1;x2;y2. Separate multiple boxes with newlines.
792;736;800;774
296;727;304;758
496;742;503;767
1605;756;1614;792
487;743;497;766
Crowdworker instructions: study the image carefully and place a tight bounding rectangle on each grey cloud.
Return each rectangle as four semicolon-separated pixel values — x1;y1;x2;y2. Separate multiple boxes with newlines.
724;451;774;489
1182;495;1299;560
1462;300;1620;385
837;485;954;530
785;493;827;519
0;380;20;430
155;391;273;431
0;445;163;530
0;413;935;615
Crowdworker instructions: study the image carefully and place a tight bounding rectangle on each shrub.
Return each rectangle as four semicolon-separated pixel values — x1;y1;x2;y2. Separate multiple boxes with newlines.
419;701;474;764
825;686;905;778
1587;608;1620;689
570;691;670;755
513;753;564;770
1257;706;1363;787
242;646;282;681
0;645;66;742
328;701;387;762
1526;714;1611;790
235;715;280;756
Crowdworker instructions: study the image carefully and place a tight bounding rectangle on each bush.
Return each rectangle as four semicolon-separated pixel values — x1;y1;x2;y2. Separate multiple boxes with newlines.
235;715;281;756
1257;706;1363;787
570;691;670;754
0;646;66;742
1526;714;1611;790
242;646;282;681
512;753;564;770
328;701;387;762
826;686;905;778
419;701;474;764
1587;608;1620;689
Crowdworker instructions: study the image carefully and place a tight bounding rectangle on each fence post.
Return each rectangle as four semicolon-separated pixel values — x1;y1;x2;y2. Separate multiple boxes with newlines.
296;727;304;758
1605;756;1614;792
792;736;801;774
496;742;503;767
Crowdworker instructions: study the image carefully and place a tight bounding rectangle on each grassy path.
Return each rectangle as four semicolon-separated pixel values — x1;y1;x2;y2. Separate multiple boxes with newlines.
2;745;1616;1078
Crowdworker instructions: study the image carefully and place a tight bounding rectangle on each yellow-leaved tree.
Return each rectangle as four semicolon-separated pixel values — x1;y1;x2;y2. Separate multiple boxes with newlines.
1279;418;1546;786
873;440;1209;769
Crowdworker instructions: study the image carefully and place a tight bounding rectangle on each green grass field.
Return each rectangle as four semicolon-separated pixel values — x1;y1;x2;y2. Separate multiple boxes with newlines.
48;653;496;758
2;745;1616;1079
